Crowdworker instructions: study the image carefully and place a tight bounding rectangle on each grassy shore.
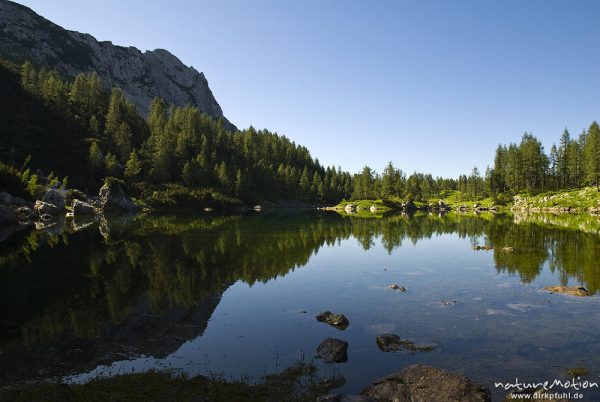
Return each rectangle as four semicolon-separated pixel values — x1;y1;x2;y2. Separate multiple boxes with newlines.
331;187;600;215
0;364;342;402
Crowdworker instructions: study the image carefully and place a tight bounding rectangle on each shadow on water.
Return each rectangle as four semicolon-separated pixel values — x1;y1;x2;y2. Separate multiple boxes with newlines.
1;210;600;396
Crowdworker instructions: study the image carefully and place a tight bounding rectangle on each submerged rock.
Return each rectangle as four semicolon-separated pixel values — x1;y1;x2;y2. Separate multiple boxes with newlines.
486;309;516;317
542;285;589;297
316;311;349;330
361;364;491;402
316;338;348;363
376;334;434;353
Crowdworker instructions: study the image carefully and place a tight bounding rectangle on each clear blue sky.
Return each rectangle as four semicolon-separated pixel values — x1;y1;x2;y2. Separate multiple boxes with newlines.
16;0;600;177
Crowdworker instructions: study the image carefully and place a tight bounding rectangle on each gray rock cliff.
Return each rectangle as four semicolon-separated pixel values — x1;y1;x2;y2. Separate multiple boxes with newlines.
0;0;236;130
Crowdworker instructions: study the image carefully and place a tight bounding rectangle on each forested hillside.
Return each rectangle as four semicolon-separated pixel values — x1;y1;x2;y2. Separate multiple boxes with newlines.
1;56;599;208
0;59;353;206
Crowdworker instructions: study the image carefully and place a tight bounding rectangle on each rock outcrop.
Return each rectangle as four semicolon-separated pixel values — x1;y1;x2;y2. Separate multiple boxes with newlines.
0;204;19;225
99;181;139;212
0;0;236;130
34;200;59;216
72;199;96;215
361;365;491;402
41;188;66;211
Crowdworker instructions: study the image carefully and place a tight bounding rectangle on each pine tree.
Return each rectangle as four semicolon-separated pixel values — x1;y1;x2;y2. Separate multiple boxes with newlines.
88;141;103;182
105;152;119;177
549;144;558;190
299;167;311;199
114;122;132;163
216;161;230;189
20;61;36;93
124;150;142;181
584;121;600;190
557;129;571;188
235;169;245;196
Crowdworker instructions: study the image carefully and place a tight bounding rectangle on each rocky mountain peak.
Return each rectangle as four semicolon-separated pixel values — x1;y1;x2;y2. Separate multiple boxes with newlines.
0;0;236;130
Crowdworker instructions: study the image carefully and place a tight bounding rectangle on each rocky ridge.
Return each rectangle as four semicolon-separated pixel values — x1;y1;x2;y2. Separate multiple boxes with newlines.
0;0;236;130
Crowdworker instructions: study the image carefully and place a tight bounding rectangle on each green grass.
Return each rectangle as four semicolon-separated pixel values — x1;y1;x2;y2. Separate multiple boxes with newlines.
435;191;496;208
331;187;600;215
334;199;392;212
514;187;600;210
0;365;342;402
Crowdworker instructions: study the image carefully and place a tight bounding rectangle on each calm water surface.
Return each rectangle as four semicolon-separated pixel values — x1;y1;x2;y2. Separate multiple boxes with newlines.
1;211;600;400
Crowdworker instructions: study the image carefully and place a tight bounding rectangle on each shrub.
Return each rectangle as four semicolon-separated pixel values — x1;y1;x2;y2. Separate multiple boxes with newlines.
0;162;31;199
132;182;242;209
493;192;512;206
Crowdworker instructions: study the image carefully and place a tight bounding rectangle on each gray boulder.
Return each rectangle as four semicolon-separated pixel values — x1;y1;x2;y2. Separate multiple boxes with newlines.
34;200;59;216
16;206;36;221
11;197;30;207
72;199;96;215
361;365;491;402
403;200;416;211
316;338;348;363
42;188;66;211
0;191;12;204
0;205;19;225
99;181;139;212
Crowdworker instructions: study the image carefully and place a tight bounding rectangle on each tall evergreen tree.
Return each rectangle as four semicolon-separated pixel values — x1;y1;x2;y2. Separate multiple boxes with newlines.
584;121;600;190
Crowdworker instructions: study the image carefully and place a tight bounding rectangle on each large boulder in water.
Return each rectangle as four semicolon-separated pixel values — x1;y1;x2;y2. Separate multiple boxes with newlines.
403;200;416;211
72;199;96;215
99;180;139;212
34;200;59;216
42;188;66;211
361;365;491;402
316;311;349;330
316;338;348;363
